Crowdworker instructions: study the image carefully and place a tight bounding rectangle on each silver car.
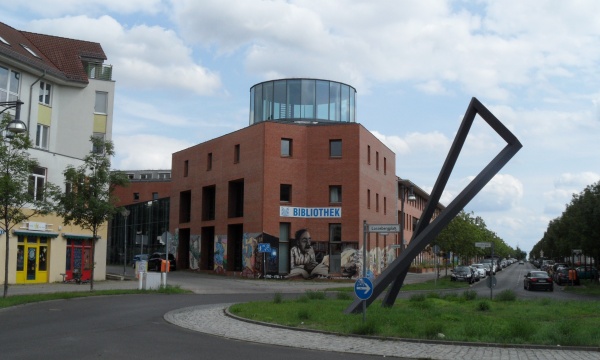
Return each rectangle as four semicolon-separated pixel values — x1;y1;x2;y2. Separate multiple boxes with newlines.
471;263;487;279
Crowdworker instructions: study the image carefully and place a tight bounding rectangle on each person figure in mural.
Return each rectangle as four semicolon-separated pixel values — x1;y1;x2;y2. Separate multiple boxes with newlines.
214;237;225;274
288;229;328;279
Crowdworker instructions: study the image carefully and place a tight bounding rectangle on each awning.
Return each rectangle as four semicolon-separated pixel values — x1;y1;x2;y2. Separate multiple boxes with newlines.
62;233;95;240
13;230;59;238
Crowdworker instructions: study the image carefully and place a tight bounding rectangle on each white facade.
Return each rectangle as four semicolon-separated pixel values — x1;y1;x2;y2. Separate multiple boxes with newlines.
1;21;114;285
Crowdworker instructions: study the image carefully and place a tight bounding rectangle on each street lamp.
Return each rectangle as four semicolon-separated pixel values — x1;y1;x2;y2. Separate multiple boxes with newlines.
400;183;416;252
121;208;130;277
2;100;26;298
1;101;27;136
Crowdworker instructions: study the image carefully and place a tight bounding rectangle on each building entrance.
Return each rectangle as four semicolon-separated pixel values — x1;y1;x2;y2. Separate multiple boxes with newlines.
16;236;49;284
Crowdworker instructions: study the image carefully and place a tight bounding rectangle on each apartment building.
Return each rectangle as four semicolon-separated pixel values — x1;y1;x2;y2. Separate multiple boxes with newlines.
0;22;114;284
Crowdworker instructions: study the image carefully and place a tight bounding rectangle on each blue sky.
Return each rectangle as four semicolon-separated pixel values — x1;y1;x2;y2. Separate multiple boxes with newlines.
2;0;599;256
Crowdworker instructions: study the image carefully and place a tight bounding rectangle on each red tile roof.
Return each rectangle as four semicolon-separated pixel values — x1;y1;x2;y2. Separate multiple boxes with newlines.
0;21;107;84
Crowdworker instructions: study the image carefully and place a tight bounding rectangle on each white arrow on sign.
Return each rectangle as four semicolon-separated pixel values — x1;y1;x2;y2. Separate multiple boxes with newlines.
356;280;371;294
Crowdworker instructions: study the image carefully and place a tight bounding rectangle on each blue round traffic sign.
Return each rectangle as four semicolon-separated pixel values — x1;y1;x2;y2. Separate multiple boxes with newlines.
354;277;373;300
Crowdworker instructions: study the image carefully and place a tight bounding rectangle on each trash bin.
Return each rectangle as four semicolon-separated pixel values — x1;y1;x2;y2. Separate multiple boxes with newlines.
160;259;170;273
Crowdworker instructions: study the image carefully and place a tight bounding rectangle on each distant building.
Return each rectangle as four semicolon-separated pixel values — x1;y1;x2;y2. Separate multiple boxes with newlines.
0;21;114;284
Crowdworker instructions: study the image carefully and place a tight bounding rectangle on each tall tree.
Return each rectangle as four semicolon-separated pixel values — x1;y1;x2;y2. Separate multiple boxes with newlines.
56;136;129;291
1;115;60;297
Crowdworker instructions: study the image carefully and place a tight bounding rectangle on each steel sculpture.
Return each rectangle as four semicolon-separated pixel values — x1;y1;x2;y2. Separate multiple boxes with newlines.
345;97;522;313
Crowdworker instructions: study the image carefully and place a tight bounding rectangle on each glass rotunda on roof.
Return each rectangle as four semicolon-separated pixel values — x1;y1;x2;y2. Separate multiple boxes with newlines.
249;78;356;125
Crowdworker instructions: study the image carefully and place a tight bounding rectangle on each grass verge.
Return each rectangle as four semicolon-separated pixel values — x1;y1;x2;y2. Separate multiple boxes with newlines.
229;289;600;347
0;285;190;309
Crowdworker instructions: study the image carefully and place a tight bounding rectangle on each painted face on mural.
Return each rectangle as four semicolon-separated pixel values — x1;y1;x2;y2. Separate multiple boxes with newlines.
298;231;312;253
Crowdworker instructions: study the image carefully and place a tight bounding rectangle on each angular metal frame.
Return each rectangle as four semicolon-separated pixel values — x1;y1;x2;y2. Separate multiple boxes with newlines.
345;97;522;313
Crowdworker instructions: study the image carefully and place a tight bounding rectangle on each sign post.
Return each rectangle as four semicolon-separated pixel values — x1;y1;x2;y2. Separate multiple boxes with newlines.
258;243;271;278
475;242;495;299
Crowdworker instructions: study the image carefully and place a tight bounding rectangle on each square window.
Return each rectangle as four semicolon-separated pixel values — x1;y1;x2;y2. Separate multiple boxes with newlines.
152;192;158;200
330;140;342;157
280;184;292;202
134;193;140;201
281;138;292;157
329;185;342;203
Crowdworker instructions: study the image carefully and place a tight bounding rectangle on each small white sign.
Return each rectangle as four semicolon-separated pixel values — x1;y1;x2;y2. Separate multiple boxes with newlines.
368;224;401;233
475;242;492;248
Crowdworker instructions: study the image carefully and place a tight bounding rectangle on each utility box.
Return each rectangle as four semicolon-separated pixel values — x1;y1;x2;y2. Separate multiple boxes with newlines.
160;260;170;273
139;272;161;290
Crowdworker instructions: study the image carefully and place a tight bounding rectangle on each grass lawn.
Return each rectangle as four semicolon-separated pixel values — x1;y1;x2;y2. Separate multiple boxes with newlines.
230;288;600;347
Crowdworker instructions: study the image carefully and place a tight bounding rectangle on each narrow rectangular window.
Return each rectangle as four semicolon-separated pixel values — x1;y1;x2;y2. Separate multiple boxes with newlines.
329;223;342;242
281;138;292;157
39;81;52;105
329;185;342;203
384;196;387;215
384;157;387;175
367;145;371;164
207;153;213;171
28;167;46;201
202;185;216;221
280;184;292;202
92;133;105;154
94;91;108;114
152;192;158;200
234;144;240;163
367;189;371;209
376;193;379;212
376;151;379;171
330;139;342;157
35;124;49;149
184;160;189;177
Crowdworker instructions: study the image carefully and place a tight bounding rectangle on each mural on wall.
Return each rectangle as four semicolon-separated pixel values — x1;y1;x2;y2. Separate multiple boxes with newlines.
214;235;227;274
340;246;359;277
189;235;200;270
242;233;261;278
288;228;329;279
170;229;179;260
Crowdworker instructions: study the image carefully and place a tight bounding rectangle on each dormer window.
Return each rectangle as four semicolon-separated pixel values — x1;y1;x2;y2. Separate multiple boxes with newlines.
0;36;10;45
21;44;40;58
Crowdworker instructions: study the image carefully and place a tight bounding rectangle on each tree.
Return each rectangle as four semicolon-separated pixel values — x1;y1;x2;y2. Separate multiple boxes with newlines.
0;115;61;297
56;136;129;291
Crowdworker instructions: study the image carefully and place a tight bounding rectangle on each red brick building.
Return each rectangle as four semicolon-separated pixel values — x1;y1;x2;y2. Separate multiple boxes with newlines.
170;79;402;278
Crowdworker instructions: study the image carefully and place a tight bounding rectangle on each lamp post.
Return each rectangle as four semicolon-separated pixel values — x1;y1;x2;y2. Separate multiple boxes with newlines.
2;100;27;298
121;209;130;277
399;183;416;253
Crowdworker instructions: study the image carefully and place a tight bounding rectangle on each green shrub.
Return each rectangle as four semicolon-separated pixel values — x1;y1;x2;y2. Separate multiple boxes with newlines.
463;289;478;300
477;300;491;311
495;289;516;302
305;290;326;300
351;320;380;335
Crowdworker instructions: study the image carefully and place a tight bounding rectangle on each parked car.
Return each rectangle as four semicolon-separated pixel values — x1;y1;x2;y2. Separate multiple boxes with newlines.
549;263;567;276
451;265;477;284
481;263;494;275
471;264;487;279
576;266;598;280
131;254;149;268
518;260;524;265
147;252;176;272
554;268;579;286
524;270;553;291
481;259;497;274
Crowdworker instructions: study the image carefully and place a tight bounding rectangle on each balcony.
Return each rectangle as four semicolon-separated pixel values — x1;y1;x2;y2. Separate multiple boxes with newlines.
86;63;113;81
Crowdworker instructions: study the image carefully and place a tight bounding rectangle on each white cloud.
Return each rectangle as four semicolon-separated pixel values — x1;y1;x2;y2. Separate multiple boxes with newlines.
113;134;193;170
462;174;524;212
28;15;222;95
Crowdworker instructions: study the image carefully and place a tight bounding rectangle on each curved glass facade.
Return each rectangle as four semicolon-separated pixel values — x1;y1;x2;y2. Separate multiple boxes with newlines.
249;78;356;125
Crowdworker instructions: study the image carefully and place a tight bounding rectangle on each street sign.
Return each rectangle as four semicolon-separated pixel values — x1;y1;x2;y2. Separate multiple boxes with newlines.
354;277;373;300
475;242;491;248
486;276;497;288
368;224;401;233
258;243;271;253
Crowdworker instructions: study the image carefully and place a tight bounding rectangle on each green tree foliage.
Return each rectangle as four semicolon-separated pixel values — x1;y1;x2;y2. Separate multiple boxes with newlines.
532;181;600;267
56;136;129;291
0;115;61;297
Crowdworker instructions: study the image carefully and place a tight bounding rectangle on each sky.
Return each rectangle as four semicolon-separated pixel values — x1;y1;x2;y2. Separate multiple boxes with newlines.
2;0;599;256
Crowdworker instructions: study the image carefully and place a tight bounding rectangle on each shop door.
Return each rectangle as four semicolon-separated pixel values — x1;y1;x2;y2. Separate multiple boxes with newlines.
16;237;48;284
65;239;92;281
